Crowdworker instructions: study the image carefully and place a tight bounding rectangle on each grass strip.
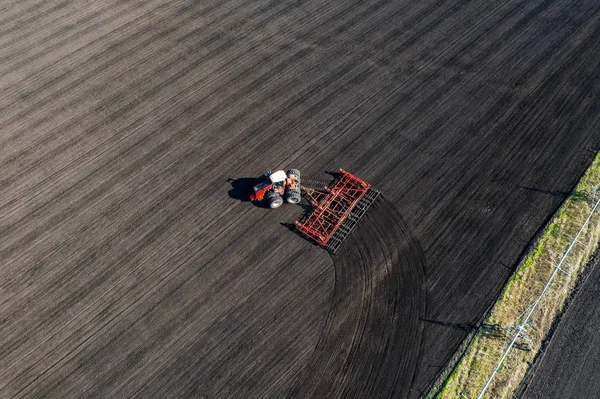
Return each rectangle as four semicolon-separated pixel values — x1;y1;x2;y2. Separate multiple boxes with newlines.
435;153;600;399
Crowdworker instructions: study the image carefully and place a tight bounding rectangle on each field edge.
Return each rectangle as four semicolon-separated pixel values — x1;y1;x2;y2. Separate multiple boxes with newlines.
430;152;600;399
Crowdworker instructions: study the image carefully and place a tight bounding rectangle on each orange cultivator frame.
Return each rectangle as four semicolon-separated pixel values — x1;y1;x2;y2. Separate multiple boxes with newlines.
295;169;380;254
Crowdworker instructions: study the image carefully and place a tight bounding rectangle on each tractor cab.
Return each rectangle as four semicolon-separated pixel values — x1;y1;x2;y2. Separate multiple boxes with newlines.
268;170;287;188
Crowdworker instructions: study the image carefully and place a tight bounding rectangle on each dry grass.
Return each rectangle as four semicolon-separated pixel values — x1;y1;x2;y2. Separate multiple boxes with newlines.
437;153;600;399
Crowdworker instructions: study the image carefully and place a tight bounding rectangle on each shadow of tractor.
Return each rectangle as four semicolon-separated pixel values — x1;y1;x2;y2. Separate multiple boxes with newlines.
226;177;257;202
226;177;273;209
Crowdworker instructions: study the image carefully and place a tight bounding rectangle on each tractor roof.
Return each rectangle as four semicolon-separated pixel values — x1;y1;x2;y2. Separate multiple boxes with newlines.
269;170;287;183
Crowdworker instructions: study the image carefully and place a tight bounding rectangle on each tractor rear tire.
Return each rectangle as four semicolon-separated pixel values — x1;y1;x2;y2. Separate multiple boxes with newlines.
266;191;284;209
287;169;301;180
286;191;301;204
286;169;302;204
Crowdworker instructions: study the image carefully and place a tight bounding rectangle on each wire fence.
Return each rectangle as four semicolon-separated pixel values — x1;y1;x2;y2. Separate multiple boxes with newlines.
473;188;600;399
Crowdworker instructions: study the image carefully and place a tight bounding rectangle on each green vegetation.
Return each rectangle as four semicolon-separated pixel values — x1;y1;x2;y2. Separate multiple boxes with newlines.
436;153;600;399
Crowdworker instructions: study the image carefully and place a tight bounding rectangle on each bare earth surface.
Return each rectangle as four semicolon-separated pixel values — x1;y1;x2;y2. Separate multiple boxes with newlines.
1;0;600;398
291;198;426;399
521;259;600;399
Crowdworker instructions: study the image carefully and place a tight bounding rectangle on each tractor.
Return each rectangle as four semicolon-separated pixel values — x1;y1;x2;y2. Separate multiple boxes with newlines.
249;169;302;209
248;168;380;253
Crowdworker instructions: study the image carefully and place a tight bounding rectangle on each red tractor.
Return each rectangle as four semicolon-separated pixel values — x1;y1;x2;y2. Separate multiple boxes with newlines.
249;169;302;209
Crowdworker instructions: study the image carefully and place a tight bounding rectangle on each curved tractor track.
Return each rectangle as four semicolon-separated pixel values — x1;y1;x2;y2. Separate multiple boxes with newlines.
291;197;427;398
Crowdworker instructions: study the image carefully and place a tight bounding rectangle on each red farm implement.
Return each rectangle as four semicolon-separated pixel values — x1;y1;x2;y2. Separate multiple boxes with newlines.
295;169;380;254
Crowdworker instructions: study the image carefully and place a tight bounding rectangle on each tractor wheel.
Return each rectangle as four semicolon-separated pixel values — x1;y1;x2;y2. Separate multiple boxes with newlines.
286;169;301;204
287;169;301;180
266;191;284;209
286;190;302;204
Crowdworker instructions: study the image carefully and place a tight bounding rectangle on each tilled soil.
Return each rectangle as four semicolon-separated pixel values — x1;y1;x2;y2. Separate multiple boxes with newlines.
2;0;600;397
291;198;426;398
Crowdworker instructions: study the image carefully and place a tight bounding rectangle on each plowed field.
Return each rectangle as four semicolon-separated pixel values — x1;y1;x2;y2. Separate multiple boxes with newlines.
1;0;599;397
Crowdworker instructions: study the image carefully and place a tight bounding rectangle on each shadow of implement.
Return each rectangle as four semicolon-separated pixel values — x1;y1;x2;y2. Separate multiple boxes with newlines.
281;222;308;237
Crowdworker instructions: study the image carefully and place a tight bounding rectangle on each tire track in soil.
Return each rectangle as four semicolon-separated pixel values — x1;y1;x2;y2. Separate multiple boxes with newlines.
290;197;427;398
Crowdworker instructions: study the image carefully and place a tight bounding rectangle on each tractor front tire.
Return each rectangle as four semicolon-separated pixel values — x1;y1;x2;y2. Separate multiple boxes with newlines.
266;191;284;209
